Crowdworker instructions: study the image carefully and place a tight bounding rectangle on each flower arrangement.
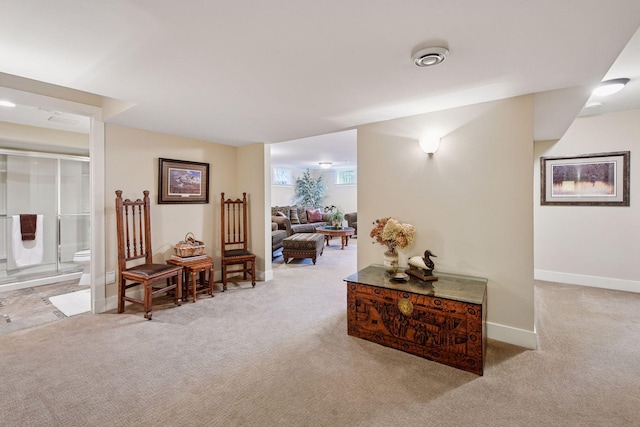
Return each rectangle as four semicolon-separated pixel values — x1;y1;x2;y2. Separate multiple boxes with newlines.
370;217;415;253
328;207;344;228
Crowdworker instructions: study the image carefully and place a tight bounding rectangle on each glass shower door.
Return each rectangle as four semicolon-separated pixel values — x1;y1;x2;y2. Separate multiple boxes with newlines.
59;159;90;272
0;152;89;285
5;155;58;276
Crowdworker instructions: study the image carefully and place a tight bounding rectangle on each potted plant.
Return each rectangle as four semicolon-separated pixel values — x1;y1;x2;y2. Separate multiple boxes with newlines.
294;169;325;208
329;207;344;229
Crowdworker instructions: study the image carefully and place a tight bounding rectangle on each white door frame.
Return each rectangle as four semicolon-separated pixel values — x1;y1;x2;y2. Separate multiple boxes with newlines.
0;86;106;312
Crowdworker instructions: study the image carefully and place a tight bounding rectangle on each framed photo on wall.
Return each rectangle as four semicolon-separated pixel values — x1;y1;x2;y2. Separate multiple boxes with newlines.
158;158;210;204
540;151;630;206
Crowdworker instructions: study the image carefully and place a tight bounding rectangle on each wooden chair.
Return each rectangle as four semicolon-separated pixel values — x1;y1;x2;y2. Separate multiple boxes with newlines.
220;192;256;291
115;190;183;320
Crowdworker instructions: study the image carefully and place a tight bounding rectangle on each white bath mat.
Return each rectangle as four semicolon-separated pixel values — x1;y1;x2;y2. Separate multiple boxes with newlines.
49;289;91;317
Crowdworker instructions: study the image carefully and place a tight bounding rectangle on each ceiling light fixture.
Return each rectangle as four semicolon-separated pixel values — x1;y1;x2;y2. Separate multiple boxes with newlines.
319;162;332;169
592;78;630;97
0;100;16;108
411;47;449;67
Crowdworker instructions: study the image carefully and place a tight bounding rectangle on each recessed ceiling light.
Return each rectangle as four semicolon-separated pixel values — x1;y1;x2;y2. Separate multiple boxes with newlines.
584;101;603;109
592;78;630;97
319;162;332;169
0;100;16;108
411;47;449;67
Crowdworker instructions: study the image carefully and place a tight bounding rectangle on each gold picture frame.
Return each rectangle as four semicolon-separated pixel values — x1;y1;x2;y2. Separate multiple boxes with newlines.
158;158;210;204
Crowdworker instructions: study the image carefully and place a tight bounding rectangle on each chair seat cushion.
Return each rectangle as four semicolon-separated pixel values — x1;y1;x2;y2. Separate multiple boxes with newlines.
224;249;255;258
125;263;180;277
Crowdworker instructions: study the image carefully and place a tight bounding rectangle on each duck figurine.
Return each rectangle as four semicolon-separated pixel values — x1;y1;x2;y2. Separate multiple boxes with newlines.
408;256;427;271
407;250;438;282
408;250;437;272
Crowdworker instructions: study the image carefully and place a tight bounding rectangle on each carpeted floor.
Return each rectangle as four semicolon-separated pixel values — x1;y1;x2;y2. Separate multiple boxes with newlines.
2;238;640;426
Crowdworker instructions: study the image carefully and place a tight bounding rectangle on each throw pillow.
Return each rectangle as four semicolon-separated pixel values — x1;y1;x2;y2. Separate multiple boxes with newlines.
306;208;323;223
298;206;308;224
289;207;300;224
276;211;287;218
273;206;289;218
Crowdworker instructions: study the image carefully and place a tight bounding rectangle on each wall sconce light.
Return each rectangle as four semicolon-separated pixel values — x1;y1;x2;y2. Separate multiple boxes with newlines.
592;78;630;97
318;162;332;169
419;136;440;154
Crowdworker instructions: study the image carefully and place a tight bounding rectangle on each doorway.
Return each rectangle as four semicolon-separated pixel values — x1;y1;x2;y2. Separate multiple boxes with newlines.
268;129;358;278
0;85;105;315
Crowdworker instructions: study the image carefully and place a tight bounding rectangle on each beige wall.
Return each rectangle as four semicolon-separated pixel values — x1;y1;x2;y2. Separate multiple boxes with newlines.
270;167;313;206
104;124;237;303
237;143;269;279
270;167;357;214
322;169;357;215
271;183;296;206
534;109;640;292
270;166;305;206
3;77;537;347
357;95;536;348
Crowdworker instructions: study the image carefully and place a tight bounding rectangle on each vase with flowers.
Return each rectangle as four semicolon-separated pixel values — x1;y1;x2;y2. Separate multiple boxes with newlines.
328;207;344;229
370;217;415;274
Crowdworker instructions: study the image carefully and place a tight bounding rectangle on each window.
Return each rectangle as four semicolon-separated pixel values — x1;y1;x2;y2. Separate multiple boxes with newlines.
272;168;293;185
336;169;356;185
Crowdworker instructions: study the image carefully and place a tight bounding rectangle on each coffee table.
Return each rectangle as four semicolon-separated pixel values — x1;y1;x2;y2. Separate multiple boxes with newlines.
315;226;355;250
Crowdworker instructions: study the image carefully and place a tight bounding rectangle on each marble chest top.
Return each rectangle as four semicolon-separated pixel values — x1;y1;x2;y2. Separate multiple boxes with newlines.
344;264;487;305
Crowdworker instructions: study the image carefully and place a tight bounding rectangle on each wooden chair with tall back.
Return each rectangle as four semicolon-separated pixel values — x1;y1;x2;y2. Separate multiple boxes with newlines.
220;192;256;291
115;190;183;320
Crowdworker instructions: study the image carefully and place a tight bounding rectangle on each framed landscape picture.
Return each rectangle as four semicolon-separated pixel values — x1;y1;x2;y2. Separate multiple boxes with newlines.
158;158;210;204
540;151;630;206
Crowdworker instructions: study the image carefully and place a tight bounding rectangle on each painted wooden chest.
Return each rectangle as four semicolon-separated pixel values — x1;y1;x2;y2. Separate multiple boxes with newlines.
345;265;487;375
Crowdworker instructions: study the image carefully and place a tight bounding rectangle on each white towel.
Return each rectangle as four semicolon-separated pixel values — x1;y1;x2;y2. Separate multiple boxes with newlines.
12;215;44;267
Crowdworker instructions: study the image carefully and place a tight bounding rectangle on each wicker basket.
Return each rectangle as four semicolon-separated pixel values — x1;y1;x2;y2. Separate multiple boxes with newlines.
174;232;205;257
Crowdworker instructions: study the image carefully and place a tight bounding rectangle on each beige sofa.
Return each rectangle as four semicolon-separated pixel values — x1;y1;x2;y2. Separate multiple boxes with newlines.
344;212;357;235
271;205;331;237
271;223;287;257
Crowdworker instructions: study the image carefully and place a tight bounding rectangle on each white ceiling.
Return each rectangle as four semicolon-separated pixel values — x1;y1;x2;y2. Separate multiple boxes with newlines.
0;103;90;134
579;24;640;117
1;1;640;165
270;129;357;170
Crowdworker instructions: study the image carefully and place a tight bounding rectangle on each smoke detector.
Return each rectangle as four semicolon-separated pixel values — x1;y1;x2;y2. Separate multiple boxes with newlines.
411;47;449;67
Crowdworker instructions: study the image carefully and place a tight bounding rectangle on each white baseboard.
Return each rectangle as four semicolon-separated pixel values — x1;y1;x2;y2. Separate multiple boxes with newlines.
103;288;144;313
487;322;537;349
92;296;108;314
535;269;640;294
104;295;119;312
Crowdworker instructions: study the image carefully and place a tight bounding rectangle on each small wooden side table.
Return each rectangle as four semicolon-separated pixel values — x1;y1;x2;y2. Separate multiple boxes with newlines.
315;226;355;250
167;256;214;302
